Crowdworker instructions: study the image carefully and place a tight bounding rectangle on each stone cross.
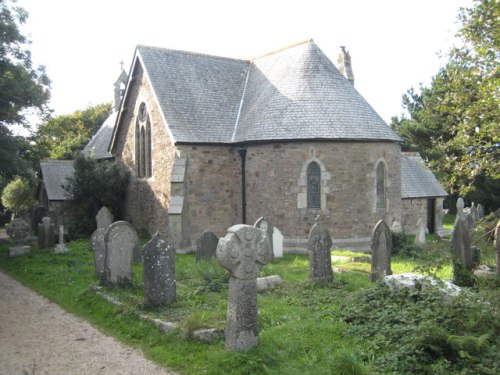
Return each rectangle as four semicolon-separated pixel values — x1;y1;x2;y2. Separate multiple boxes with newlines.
456;198;465;220
143;233;176;306
452;216;473;281
103;221;138;285
216;224;272;351
91;228;107;281
254;217;274;259
195;230;218;261
54;225;68;253
414;218;426;248
308;222;333;282
96;206;113;230
37;216;55;249
495;220;499;275
370;219;393;282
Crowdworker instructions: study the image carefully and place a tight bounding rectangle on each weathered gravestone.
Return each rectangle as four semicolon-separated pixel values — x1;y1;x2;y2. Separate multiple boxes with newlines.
33;206;47;235
452;216;473;284
308;222;334;282
54;225;68;253
103;221;137;285
370;219;393;282
272;227;284;258
254;217;274;259
477;204;485;220
143;233;176;306
37;217;55;249
96;206;113;230
495;221;499;275
470;203;479;222
6;218;31;257
465;212;475;230
415;218;426;248
196;230;218;261
217;224;273;351
456;198;465;220
91;228;107;281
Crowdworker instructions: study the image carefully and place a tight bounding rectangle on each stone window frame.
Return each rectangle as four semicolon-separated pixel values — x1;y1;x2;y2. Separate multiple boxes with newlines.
374;158;387;212
135;102;152;179
297;155;331;211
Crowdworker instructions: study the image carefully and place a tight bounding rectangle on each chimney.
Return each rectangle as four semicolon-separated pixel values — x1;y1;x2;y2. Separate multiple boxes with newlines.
337;46;354;86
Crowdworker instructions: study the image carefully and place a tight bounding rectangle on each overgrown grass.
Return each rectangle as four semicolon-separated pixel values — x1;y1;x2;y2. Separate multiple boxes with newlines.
0;225;498;374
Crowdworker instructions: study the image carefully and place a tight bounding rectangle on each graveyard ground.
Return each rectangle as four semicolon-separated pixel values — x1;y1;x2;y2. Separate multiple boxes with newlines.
0;217;499;375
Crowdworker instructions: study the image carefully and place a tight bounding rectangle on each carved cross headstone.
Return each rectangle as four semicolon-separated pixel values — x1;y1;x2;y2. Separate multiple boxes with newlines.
37;216;55;249
91;228;107;281
54;225;68;253
96;206;113;230
370;219;393;282
495;220;500;275
103;221;137;285
452;216;473;281
143;233;176;306
254;217;274;259
456;198;465;220
308;222;333;282
196;230;218;261
217;224;272;351
415;218;426;248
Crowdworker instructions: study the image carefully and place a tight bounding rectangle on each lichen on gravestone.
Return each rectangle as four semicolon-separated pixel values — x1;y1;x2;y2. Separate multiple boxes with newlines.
370;219;393;282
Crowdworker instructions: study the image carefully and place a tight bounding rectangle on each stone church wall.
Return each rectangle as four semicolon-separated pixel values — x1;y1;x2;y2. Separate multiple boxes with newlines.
401;198;427;234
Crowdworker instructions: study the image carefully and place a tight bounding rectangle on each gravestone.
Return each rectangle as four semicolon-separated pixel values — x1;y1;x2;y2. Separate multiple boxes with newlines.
196;230;218;261
143;233;176;306
96;206;113;230
6;218;31;257
370;219;393;282
254;217;274;259
308;222;333;282
477;204;485;220
217;224;273;351
456;198;465;220
103;221;137;285
452;216;473;278
415;219;426;248
37;217;55;249
91;228;107;281
470;203;479;222
54;225;68;253
465;212;475;230
33;206;47;235
495;221;499;275
272;227;284;258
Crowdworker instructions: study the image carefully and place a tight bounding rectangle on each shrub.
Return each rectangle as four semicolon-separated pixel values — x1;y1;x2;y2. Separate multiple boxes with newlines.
1;177;37;216
391;231;420;257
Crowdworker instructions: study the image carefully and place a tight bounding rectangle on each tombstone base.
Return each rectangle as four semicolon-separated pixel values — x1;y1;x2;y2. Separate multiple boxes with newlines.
54;244;68;253
9;246;30;257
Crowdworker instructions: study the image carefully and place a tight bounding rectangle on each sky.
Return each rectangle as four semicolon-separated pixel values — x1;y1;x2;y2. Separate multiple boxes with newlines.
16;0;472;130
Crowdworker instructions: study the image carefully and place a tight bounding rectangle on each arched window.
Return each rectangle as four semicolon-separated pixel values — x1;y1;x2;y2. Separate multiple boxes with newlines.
135;102;152;178
307;162;321;208
376;162;386;210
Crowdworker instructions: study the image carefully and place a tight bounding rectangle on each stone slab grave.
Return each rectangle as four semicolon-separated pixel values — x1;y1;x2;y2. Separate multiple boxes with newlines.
143;233;176;306
103;221;137;285
370;219;393;282
37;216;55;250
91;228;107;281
96;206;113;230
257;275;282;291
383;273;461;302
217;224;273;351
195;230;218;261
308;222;334;282
415;218;426;248
254;217;274;259
54;225;68;253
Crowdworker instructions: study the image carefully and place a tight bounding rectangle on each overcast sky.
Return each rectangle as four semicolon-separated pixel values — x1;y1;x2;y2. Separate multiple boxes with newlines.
16;0;472;129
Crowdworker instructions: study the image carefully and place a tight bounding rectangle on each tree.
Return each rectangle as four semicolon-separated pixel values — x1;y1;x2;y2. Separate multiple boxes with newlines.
1;177;36;215
391;0;500;212
62;154;129;238
29;103;112;162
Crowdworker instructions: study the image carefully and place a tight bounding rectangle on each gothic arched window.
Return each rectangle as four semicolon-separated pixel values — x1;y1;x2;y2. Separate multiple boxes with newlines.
136;102;152;178
307;162;321;208
376;162;386;210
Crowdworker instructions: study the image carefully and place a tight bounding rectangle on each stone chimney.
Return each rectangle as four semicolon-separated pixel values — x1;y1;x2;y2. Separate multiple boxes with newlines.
113;69;128;112
337;46;354;86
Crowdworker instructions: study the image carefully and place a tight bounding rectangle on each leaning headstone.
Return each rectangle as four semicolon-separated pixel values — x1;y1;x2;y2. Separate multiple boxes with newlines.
217;224;273;351
456;198;465;220
470;203;479;222
143;233;176;306
37;216;55;249
103;221;137;285
6;218;31;257
452;216;473;282
370;219;393;282
196;230;218;261
477;204;485;220
254;217;274;259
54;225;68;253
415;219;426;248
91;228;107;281
272;227;284;258
96;206;113;230
308;222;333;282
495;221;500;275
33;206;47;235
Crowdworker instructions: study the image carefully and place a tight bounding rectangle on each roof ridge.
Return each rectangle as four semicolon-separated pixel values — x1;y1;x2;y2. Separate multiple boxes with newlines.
251;39;313;61
137;44;249;63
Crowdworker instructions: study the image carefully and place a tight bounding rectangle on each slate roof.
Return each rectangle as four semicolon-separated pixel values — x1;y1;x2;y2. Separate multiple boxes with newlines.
39;160;74;200
401;153;447;198
83;111;117;159
128;40;401;145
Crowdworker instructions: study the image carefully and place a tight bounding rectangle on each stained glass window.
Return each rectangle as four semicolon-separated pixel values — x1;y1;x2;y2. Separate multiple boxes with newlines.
307;162;321;208
376;162;386;209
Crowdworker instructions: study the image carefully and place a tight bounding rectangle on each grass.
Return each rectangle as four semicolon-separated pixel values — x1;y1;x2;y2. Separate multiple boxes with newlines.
0;222;498;375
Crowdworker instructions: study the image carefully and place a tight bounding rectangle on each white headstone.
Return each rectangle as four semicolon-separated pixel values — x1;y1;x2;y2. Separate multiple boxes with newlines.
456;198;465;220
272;227;284;258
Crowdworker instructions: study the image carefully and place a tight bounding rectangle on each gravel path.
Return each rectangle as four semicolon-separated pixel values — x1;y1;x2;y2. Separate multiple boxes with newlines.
0;270;177;375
